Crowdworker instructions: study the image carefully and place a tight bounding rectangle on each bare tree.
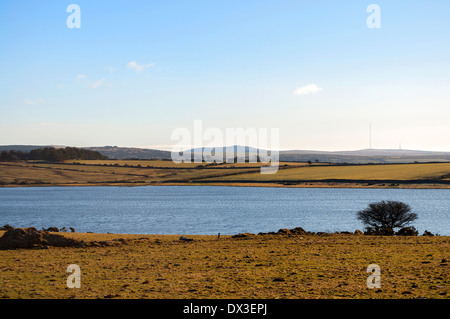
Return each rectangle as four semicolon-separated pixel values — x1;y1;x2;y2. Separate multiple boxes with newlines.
357;200;418;231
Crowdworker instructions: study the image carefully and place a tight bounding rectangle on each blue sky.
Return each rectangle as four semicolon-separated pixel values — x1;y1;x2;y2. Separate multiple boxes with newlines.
1;0;450;151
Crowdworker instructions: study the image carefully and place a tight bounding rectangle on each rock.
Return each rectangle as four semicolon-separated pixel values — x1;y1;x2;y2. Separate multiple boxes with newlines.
395;226;419;236
277;229;291;235
422;230;434;236
43;227;60;232
0;225;14;231
258;227;308;236
231;233;253;238
0;227;84;250
354;230;364;235
179;236;193;242
290;227;308;235
364;226;394;236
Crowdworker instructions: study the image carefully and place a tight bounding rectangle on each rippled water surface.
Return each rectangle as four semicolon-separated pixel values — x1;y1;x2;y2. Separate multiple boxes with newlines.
0;186;448;235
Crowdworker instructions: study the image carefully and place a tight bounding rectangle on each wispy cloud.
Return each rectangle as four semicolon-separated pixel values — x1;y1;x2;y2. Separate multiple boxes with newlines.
293;84;324;96
76;74;87;81
127;61;154;72
24;98;44;105
90;78;105;89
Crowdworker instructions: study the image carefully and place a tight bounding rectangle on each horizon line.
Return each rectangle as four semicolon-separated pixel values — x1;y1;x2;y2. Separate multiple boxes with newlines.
1;144;450;154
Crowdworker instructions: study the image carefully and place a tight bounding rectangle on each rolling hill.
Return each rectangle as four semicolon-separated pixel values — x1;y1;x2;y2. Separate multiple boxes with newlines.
2;145;450;163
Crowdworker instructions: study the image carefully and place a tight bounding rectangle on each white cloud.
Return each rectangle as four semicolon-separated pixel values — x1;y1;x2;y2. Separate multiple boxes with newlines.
293;84;324;96
90;78;105;89
127;61;154;72
76;74;87;81
24;98;44;105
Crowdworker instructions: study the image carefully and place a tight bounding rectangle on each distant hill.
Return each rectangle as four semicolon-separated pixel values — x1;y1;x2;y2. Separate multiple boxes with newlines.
2;145;450;163
189;145;261;154
0;147;107;162
186;146;450;163
278;149;450;164
83;146;172;160
0;145;172;160
0;145;54;153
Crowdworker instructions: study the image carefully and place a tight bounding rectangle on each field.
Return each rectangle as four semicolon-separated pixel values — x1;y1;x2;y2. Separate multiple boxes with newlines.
0;160;305;187
0;231;448;299
1;160;450;188
201;162;450;183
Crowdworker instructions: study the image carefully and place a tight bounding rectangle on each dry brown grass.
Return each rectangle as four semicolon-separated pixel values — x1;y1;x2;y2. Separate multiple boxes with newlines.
2;161;450;189
0;162;261;186
203;162;450;181
0;231;448;299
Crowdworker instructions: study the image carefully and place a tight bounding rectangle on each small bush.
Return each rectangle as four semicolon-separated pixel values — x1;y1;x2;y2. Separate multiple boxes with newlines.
357;200;418;231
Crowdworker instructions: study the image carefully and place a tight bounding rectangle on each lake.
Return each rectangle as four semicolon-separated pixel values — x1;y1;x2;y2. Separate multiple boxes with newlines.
0;186;449;235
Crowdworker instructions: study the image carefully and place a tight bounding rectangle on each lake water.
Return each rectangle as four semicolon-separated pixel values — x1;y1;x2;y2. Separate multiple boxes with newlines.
0;186;449;235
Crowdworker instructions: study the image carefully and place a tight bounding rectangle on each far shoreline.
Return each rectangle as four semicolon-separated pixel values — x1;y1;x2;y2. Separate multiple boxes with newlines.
3;160;450;190
2;181;450;189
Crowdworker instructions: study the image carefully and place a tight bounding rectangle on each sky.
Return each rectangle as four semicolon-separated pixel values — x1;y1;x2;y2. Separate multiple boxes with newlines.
1;0;450;151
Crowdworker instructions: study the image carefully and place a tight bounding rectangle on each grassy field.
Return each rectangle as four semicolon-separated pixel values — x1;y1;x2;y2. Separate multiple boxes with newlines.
0;231;448;299
1;160;450;188
0;160;305;187
0;161;263;186
65;159;309;169
201;162;450;182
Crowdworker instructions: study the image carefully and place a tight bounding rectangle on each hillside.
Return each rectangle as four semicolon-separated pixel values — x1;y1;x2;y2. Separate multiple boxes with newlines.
83;146;172;160
2;145;450;163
